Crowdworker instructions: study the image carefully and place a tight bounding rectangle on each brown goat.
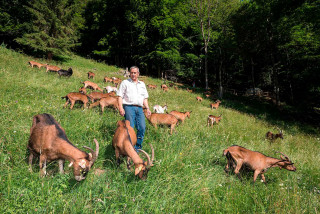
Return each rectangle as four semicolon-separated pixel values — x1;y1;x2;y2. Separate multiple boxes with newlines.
144;109;178;134
83;81;103;92
266;130;283;141
196;96;203;102
89;96;119;112
87;92;112;103
187;88;193;93
28;61;46;69
161;84;168;89
112;78;122;85
174;86;178;90
207;114;222;126
169;111;191;123
147;84;157;89
112;120;154;179
162;87;169;92
45;65;61;73
88;72;95;79
28;113;99;181
104;76;113;83
210;100;221;110
62;92;89;109
223;145;296;183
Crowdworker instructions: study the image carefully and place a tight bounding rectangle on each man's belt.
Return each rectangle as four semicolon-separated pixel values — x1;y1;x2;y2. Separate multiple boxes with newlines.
123;104;142;107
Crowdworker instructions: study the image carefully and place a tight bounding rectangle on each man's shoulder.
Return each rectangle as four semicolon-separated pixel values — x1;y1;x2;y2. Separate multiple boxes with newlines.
120;79;131;85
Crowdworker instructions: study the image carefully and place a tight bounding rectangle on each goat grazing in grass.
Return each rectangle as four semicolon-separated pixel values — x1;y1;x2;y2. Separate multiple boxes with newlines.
45;65;61;73
87;91;112;103
186;88;193;93
104;76;113;83
28;113;99;181
87;72;95;79
112;120;154;179
82;81;103;92
207;114;222;126
210;100;221;110
169;111;191;123
266;130;283;141
153;104;168;113
112;77;122;85
58;68;73;77
62;92;89;109
161;84;168;90
144;109;178;134
147;84;157;89
89;96;119;112
223;145;296;183
28;61;46;69
196;96;203;102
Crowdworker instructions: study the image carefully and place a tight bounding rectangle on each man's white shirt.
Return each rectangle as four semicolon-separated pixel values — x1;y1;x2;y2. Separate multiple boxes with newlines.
117;78;149;107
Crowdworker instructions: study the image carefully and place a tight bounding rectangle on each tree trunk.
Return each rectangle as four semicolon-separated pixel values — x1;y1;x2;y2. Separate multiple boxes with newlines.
47;52;53;60
251;57;256;96
203;46;211;90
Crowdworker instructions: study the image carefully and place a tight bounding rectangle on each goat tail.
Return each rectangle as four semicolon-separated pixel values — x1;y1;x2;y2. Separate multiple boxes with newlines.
223;149;229;156
89;101;100;109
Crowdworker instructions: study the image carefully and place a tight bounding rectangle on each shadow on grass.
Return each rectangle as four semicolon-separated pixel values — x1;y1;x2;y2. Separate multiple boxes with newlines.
221;94;319;135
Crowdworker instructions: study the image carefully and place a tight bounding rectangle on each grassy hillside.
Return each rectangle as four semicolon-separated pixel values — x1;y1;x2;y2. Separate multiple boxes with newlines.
0;45;319;213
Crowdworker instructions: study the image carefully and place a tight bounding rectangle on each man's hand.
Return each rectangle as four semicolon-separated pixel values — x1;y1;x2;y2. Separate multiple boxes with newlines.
119;107;125;116
147;109;151;116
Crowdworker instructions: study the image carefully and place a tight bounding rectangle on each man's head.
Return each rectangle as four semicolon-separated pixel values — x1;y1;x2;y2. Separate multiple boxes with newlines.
130;66;139;82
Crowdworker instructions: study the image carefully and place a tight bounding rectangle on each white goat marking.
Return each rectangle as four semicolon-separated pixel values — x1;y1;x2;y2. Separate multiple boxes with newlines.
153;105;167;113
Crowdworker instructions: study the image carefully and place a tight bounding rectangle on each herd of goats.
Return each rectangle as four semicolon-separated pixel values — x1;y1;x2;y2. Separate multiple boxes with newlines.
26;60;296;183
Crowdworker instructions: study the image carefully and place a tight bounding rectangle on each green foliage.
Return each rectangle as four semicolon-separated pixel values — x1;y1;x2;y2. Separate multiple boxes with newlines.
1;45;320;213
14;0;85;59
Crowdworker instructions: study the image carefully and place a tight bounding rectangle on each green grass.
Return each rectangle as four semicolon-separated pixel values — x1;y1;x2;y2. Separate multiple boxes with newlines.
0;45;319;213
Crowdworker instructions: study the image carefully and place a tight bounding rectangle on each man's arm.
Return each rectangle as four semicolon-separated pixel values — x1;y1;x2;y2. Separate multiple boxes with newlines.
118;97;125;116
143;98;151;116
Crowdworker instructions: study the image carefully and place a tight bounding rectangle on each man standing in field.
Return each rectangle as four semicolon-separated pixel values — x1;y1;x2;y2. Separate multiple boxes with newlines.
117;66;151;151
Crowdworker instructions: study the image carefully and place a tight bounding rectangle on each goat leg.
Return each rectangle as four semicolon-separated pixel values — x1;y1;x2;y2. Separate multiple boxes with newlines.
39;155;47;177
70;100;75;109
58;159;65;174
253;170;262;183
234;160;243;180
63;100;69;108
261;173;266;184
126;157;133;170
28;153;34;172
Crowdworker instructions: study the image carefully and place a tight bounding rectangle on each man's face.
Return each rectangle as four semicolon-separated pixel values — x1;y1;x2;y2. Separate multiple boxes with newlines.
130;68;139;81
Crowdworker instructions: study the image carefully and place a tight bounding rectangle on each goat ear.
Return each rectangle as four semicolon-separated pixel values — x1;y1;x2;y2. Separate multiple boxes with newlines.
68;162;74;167
135;166;143;175
79;159;86;168
125;120;131;128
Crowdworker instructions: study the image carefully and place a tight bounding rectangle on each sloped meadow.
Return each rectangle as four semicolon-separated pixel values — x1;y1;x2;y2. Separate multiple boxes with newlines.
0;46;319;213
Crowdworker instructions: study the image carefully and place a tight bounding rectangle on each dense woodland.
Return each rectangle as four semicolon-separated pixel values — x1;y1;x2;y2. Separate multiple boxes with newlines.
1;0;319;113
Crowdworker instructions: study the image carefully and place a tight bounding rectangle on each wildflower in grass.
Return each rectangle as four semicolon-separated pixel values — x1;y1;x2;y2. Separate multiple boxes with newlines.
279;183;284;186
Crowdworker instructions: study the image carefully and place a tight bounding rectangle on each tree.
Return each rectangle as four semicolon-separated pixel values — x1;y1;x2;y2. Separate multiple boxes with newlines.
15;0;85;59
190;0;219;90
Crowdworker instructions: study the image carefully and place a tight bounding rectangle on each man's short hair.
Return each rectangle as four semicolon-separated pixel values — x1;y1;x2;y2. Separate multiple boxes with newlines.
130;66;139;73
